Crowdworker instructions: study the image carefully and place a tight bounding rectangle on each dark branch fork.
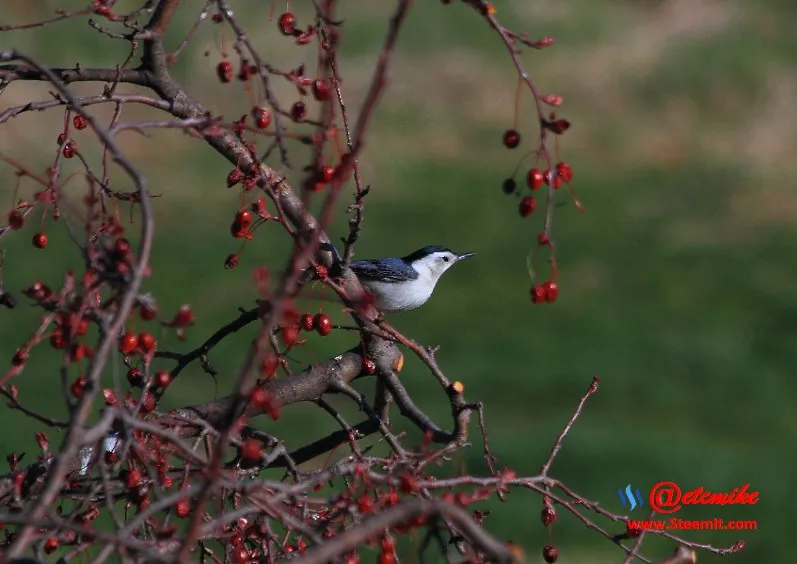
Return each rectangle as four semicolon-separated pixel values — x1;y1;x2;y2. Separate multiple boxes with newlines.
0;1;744;563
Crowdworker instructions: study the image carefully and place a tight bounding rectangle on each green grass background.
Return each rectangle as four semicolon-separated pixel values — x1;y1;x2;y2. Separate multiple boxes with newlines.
1;0;794;562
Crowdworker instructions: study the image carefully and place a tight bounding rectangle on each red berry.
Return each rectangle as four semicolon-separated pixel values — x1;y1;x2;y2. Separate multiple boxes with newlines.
253;106;271;129
240;438;261;462
321;165;335;183
556;161;573;183
541;506;557;526
542;544;559;563
138;332;156;352
225;253;239;270
175;500;190;518
71;376;87;397
102;388;118;405
313;313;332;336
125;468;143;489
114;237;131;257
357;494;374;513
127;368;146;388
232;547;250;564
140;303;157;320
44;538;59;554
140;390;156;412
314;265;328;279
235;209;253;227
153;370;172;389
281;325;300;346
362;358;376;375
543;280;558;303
32;232;48;249
217;61;234;83
530;285;545;304
278;12;296;35
538;232;550;246
62;141;77;158
73;114;88;130
118;332;139;354
50;328;67;349
8;210;24;230
300;313;314;331
312;79;331;101
94;4;110;16
502;129;520;148
291;101;307;120
527;168;544;190
519;196;536;218
174;305;194;327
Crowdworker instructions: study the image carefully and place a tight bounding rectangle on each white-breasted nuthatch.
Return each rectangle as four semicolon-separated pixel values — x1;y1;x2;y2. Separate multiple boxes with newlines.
349;246;475;313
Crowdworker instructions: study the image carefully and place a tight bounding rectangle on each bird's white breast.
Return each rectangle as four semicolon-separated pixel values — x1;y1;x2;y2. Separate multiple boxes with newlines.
362;277;436;312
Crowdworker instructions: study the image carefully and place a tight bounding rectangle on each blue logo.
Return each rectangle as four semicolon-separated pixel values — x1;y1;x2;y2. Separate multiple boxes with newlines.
618;485;645;510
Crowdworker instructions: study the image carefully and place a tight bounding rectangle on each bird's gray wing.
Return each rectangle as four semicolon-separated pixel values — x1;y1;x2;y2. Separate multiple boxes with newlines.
349;259;419;283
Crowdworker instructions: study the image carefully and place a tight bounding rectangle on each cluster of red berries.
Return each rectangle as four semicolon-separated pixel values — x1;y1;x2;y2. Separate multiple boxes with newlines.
530;280;558;304
310;163;336;192
277;11;321;45
101;237;137;280
39;502;99;553
225;201;273;269
501;159;574;218
303;312;332;335
249;386;281;420
117;330;157;356
500;124;574;216
12;311;97;374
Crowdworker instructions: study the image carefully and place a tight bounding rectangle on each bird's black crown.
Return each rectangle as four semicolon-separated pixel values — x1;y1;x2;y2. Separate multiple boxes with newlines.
402;246;451;263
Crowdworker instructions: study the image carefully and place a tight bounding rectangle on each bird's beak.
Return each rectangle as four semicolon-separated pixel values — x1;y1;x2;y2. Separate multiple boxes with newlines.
456;252;476;262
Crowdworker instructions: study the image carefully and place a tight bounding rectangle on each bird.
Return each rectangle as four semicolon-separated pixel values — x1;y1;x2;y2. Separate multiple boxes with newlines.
348;246;475;313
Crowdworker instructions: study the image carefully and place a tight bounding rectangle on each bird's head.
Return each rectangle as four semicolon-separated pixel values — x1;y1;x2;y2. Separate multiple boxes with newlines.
403;246;475;282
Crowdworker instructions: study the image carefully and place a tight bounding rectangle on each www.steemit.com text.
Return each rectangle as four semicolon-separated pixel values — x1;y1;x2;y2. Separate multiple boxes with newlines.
628;518;757;531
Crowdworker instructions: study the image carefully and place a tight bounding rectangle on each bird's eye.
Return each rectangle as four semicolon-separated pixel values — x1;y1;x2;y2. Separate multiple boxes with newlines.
442;256;449;263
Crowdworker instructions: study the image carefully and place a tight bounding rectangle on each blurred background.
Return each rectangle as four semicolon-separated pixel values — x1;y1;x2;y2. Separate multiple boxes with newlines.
1;0;794;561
